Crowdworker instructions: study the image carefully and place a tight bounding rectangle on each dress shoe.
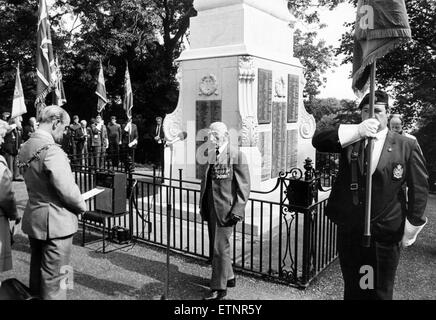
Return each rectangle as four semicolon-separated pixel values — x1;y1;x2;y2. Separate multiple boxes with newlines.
226;278;236;288
203;290;227;300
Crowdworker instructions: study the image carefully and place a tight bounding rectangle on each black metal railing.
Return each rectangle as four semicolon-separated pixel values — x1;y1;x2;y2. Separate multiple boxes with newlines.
69;150;129;173
72;157;338;288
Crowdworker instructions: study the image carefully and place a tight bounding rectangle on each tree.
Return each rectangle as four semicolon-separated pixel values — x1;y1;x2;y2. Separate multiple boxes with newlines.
305;97;359;130
288;1;347;106
51;0;196;120
0;0;38;114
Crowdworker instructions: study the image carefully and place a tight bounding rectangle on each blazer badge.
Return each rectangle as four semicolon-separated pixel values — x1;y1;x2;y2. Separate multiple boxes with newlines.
392;163;404;180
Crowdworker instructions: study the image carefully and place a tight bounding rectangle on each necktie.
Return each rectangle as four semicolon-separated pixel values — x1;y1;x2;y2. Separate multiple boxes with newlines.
363;138;376;175
156;125;160;136
214;146;219;164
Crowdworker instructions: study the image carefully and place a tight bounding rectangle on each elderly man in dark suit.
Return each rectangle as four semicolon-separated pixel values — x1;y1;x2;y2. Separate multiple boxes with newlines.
18;105;86;300
312;90;428;300
200;122;251;300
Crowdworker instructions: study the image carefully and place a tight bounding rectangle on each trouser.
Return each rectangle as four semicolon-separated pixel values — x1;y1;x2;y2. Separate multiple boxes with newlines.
207;208;234;291
337;228;401;300
5;153;21;180
121;146;135;171
108;142;120;167
28;236;73;300
158;145;164;178
81;143;88;167
91;146;101;168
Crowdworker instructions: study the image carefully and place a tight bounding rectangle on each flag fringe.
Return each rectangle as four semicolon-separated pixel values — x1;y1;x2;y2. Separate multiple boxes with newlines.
364;28;411;40
352;37;408;97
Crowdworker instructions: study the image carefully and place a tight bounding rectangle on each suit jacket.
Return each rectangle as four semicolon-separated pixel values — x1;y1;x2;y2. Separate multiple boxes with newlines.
2;128;22;156
69;123;81;142
312;127;428;242
75;126;88;151
18;130;86;240
0;155;18;220
199;145;251;227
122;123;138;149
101;124;108;149
152;123;165;145
107;123;122;145
89;123;102;147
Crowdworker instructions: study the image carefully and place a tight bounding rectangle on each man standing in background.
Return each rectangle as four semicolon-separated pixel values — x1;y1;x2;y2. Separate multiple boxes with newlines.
2;116;23;181
69;115;81;167
89;117;102;168
23;117;38;142
152;116;165;180
122;117;138;171
77;120;89;168
107;116;122;167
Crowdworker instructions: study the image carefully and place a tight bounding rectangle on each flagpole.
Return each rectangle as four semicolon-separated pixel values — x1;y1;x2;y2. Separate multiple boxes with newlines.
363;60;376;248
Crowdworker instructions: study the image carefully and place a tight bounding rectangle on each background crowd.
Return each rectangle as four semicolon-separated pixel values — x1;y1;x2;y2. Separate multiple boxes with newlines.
0;111;166;177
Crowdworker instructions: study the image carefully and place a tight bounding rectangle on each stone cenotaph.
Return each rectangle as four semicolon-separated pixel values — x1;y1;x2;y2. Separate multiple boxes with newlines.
163;0;316;189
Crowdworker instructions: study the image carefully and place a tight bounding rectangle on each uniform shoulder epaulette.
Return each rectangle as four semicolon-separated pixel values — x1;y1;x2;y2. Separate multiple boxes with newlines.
17;143;60;169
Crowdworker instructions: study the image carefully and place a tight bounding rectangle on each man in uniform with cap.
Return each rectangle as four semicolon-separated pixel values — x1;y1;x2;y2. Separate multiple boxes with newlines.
312;90;429;300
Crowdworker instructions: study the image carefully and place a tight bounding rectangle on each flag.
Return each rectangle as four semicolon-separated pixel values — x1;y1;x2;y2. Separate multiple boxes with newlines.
95;59;108;113
11;63;27;119
123;61;133;119
54;55;67;106
352;0;411;96
35;0;56;108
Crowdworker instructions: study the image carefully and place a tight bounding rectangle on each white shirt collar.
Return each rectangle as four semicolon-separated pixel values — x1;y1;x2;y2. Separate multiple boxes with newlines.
375;127;388;140
218;141;228;156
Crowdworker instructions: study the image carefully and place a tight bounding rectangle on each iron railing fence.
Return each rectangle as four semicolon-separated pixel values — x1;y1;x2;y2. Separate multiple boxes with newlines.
72;160;338;288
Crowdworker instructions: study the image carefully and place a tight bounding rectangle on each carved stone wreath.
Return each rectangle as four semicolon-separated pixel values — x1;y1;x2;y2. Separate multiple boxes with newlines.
199;74;218;96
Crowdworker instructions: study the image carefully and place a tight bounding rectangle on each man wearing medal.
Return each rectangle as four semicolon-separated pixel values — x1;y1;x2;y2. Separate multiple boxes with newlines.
200;122;251;300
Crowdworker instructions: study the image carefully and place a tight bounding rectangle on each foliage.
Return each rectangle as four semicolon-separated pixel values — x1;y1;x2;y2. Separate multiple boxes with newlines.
289;0;347;101
306;97;359;130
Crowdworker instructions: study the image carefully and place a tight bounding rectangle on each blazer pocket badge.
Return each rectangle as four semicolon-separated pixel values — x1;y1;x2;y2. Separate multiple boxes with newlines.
392;163;404;181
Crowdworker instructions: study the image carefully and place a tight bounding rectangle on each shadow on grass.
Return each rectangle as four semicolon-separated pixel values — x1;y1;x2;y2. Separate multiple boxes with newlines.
85;247;210;300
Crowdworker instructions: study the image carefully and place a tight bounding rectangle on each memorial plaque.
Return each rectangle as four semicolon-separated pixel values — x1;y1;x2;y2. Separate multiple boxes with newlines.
287;74;299;123
196;100;222;179
271;102;287;178
257;131;272;181
258;69;272;124
286;130;298;170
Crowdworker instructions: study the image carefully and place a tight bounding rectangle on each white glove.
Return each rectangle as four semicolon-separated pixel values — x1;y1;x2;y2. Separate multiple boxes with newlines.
358;119;380;138
128;139;138;148
401;217;427;247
